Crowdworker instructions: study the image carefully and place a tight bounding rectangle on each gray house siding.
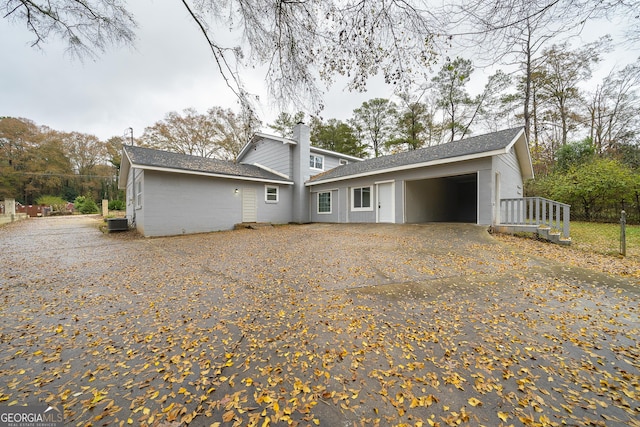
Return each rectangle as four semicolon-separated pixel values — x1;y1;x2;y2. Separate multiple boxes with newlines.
137;171;292;237
319;153;350;173
477;169;492;225
125;167;135;224
493;148;525;224
257;183;293;224
308;157;494;225
493;149;524;199
238;139;351;180
309;189;340;222
126;168;146;235
241;139;292;177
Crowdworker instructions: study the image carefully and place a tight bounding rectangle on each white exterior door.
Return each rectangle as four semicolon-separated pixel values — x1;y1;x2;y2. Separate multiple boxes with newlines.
242;188;257;222
376;181;394;223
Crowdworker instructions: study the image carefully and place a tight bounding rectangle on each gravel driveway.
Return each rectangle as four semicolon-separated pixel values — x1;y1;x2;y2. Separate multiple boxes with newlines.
1;216;638;426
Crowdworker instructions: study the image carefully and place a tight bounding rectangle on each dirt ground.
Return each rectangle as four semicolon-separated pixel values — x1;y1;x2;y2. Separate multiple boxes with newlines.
0;216;638;427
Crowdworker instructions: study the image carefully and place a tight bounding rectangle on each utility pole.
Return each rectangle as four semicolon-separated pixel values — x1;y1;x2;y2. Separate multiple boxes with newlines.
124;127;134;145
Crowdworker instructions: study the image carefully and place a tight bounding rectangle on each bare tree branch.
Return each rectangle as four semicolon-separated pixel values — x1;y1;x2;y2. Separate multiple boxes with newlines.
3;0;137;58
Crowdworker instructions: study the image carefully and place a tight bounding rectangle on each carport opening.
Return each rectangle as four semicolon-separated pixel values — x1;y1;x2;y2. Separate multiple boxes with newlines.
405;173;478;223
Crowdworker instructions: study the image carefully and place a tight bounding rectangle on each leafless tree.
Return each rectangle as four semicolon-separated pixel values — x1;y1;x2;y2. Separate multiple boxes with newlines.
209;106;262;161
442;0;639;144
179;0;446;113
141;108;224;158
534;38;608;147
587;61;640;153
4;0;637;114
2;0;136;58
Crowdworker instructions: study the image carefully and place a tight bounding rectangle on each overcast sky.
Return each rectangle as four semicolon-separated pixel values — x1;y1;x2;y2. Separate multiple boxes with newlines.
0;2;635;141
0;0;394;141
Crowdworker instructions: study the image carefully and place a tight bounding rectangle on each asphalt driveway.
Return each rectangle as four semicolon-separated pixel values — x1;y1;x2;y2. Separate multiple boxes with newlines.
0;216;638;426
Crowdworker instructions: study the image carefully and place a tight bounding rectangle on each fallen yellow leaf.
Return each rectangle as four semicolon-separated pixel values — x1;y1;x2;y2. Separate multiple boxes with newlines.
468;397;482;407
497;411;509;422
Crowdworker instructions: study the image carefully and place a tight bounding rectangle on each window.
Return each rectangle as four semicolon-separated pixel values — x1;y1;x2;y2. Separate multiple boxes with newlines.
339;159;348;165
318;192;331;214
265;185;279;203
351;186;372;211
135;180;142;208
310;154;324;170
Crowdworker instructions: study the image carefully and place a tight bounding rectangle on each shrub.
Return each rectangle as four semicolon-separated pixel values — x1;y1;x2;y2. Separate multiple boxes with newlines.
108;199;126;210
74;195;99;214
73;195;86;212
80;199;99;214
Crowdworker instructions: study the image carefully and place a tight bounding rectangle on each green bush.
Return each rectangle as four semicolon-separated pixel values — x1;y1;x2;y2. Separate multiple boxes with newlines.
80;199;99;214
74;195;99;214
530;158;638;222
73;195;86;212
108;199;126;210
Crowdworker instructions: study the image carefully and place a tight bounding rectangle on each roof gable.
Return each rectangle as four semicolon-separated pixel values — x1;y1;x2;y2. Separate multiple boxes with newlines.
307;128;531;185
237;131;364;163
118;145;293;187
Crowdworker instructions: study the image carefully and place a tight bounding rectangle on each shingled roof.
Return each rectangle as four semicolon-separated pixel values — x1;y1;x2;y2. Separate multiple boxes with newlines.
120;145;293;185
308;127;529;185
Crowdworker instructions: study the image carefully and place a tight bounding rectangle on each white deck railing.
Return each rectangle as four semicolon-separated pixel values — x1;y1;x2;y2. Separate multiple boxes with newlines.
499;197;570;239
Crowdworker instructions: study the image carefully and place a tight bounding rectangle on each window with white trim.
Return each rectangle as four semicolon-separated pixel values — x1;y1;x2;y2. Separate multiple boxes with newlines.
318;192;331;214
135;180;142;208
309;154;324;170
265;185;279;203
351;186;372;211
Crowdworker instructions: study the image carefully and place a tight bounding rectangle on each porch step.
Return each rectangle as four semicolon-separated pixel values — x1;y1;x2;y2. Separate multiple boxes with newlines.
493;224;571;246
234;222;273;230
537;226;572;246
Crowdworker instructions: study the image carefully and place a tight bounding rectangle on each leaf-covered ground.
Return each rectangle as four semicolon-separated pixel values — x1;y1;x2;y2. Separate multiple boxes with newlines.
1;217;638;427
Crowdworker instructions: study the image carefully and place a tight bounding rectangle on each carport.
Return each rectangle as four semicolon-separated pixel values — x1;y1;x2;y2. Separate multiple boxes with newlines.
404;173;478;223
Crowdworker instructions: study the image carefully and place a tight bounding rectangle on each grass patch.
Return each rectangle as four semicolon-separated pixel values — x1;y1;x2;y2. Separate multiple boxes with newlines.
569;221;640;258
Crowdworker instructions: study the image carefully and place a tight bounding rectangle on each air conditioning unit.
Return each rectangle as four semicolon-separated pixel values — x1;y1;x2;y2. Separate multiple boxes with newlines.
107;218;129;231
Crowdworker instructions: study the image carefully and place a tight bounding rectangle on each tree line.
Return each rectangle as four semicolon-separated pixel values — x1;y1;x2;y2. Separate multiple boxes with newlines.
0;117;122;207
0;106;255;208
2;0;639;219
2;38;640;220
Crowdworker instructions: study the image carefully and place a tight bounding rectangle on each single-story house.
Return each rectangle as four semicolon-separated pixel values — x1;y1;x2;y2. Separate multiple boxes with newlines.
118;123;534;237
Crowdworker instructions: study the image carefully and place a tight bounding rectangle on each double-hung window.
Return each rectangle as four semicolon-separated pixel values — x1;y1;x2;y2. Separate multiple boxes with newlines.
318;192;331;214
351;186;372;211
265;185;279;203
310;154;324;170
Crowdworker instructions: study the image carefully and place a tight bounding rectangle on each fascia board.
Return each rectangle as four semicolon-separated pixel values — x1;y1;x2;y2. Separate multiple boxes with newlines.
253;132;296;145
132;164;294;185
252;163;290;179
310;146;364;162
237;133;297;161
504;129;534;180
306;150;506;186
117;148;133;189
